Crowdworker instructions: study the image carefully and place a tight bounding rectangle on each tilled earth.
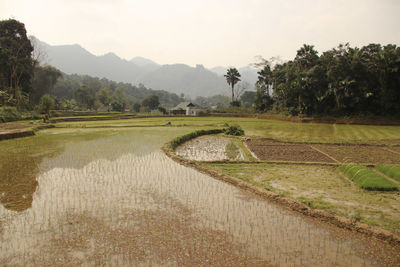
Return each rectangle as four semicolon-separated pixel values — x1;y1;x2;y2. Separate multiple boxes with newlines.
246;138;400;164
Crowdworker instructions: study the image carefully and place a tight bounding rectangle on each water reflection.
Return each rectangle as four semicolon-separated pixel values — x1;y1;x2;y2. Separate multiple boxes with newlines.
0;128;169;212
0;129;399;266
0;155;39;211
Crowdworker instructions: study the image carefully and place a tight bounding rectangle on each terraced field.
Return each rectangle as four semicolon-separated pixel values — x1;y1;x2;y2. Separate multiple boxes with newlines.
2;116;400;266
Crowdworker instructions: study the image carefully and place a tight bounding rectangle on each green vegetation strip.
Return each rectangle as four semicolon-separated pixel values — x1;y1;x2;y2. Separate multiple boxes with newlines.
338;164;399;191
376;165;400;183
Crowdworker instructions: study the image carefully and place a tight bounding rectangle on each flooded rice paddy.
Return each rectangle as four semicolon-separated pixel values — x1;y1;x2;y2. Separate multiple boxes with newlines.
1;127;399;266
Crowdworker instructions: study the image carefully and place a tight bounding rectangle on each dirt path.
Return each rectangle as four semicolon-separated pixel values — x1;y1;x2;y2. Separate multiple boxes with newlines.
0;122;53;141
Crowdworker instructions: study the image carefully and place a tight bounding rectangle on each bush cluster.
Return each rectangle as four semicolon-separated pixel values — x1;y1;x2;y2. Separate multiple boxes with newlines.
338;164;399;191
0;107;22;122
224;124;244;136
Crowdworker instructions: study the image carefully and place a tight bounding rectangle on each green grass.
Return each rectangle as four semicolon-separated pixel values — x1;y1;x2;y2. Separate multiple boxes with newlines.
338;164;399;191
376;165;400;182
53;116;400;145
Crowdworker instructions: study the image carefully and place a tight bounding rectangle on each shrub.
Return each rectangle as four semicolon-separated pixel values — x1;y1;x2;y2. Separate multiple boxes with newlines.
38;94;55;116
0;107;22;122
338;164;399;191
169;129;224;150
198;110;210;116
376;165;400;182
224;124;244;136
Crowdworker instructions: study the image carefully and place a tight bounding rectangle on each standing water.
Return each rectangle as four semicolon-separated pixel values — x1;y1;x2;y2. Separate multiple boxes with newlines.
0;128;399;266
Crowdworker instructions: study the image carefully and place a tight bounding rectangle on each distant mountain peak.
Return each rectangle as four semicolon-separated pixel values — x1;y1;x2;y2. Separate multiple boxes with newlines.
130;56;159;66
101;52;121;60
30;37;257;97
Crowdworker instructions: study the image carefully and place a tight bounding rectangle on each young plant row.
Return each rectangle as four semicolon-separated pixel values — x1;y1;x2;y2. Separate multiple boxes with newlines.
376;165;400;183
338;164;399;191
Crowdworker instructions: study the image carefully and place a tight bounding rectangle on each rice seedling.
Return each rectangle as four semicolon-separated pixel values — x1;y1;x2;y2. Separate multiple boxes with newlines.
376;165;400;182
338;164;399;191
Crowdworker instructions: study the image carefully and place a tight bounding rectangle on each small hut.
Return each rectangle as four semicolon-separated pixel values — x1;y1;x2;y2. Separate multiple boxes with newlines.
170;102;204;116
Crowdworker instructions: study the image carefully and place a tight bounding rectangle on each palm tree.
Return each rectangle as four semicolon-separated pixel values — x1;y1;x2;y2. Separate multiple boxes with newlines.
224;68;241;103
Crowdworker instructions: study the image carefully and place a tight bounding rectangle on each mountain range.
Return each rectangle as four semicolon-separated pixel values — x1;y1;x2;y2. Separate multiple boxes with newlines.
31;37;258;97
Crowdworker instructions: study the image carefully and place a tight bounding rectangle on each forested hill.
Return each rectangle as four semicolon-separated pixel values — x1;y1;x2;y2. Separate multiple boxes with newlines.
53;73;184;108
31;37;257;97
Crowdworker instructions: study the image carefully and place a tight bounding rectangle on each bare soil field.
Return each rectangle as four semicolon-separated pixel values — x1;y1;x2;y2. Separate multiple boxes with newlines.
246;139;335;163
246;138;400;164
314;144;400;164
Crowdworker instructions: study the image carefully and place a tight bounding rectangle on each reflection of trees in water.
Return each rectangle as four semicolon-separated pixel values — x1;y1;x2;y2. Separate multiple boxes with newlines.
0;156;39;211
0;129;168;212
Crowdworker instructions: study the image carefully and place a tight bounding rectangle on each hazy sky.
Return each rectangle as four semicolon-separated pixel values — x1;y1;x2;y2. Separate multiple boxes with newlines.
1;0;399;68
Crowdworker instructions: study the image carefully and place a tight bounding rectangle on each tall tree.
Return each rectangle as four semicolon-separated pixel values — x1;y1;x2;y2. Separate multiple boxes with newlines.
255;62;274;112
75;85;95;109
96;87;112;107
224;68;241;104
141;94;159;110
31;65;62;104
0;19;34;107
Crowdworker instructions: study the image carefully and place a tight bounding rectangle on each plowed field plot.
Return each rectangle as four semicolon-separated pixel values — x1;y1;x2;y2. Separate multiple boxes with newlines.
387;146;400;154
245;139;335;163
246;139;400;164
313;144;400;164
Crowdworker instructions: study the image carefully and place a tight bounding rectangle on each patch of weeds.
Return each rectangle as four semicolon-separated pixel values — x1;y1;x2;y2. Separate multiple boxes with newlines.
224;124;244;136
226;142;240;160
296;196;333;210
352;212;362;222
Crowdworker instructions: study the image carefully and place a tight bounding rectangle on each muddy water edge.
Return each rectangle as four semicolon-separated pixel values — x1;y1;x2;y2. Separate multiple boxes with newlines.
0;127;399;266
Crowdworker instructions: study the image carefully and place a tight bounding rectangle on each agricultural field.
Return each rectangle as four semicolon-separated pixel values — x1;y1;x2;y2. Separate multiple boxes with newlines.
1;116;400;266
54;116;400;145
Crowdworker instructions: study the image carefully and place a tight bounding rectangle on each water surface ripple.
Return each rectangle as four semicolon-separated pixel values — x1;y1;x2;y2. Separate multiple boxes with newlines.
0;130;399;266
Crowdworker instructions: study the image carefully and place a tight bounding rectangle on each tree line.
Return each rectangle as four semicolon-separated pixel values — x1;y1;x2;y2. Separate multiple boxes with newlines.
52;74;184;112
254;43;400;116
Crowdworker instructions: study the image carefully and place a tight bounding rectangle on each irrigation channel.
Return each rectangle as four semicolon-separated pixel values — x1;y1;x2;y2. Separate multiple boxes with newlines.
0;127;399;266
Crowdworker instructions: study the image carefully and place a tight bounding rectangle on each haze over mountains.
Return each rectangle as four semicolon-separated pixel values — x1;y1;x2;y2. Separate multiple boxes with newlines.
32;37;258;97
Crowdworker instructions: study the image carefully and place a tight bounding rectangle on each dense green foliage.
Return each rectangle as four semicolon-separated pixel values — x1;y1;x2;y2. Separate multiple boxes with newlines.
53;74;184;110
224;124;244;136
376;165;400;182
38;94;55;116
31;65;62;104
141;95;160;110
0;19;35;108
169;129;224;150
0;107;22;122
256;43;400;116
240;91;256;108
338;164;399;191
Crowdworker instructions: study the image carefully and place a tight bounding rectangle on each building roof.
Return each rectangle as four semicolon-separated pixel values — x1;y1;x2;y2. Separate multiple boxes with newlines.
171;102;196;110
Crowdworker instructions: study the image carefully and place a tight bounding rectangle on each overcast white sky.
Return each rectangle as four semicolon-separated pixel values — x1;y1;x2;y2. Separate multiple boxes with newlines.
1;0;399;68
